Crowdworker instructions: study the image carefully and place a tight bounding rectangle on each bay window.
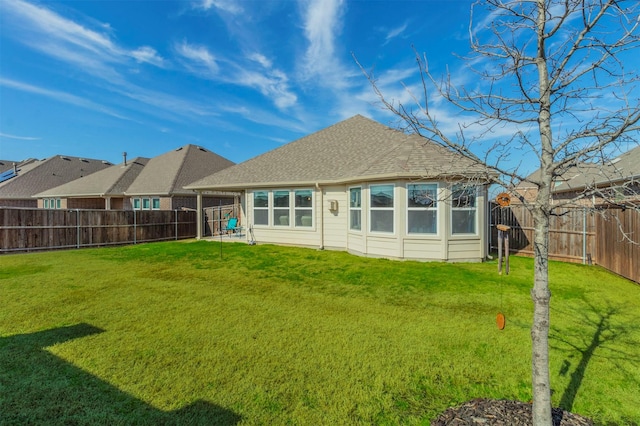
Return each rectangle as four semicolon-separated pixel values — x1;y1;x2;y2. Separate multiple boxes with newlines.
349;187;362;231
370;184;394;233
451;184;477;234
407;183;437;234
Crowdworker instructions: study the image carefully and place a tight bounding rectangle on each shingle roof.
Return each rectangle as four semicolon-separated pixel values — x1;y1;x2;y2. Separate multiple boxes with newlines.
0;160;19;174
125;144;234;196
0;156;112;200
187;115;491;190
35;157;150;198
519;144;640;193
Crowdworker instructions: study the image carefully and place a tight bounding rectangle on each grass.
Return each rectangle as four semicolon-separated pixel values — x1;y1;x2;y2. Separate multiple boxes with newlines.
1;240;639;425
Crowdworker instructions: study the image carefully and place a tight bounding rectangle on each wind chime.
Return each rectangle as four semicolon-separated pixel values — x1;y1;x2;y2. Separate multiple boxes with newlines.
495;192;512;330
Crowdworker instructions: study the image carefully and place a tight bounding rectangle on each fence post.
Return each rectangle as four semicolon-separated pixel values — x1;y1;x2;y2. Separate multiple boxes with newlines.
133;210;137;245
582;207;587;265
76;209;80;249
175;209;178;240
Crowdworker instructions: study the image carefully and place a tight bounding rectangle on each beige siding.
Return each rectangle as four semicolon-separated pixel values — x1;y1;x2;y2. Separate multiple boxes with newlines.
403;238;445;260
447;239;483;261
322;185;348;250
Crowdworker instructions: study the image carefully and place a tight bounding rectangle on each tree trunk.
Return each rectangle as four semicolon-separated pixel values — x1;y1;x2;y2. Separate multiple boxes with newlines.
531;207;552;425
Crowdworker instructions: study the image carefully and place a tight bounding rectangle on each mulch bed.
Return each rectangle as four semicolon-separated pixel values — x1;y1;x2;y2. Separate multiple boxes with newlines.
431;399;593;426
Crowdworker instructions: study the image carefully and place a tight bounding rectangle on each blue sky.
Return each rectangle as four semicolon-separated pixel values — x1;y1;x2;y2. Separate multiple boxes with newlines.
0;0;476;165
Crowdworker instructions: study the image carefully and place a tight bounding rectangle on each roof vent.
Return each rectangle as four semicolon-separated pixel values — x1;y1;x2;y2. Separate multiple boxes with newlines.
198;147;207;152
176;147;184;151
61;156;70;161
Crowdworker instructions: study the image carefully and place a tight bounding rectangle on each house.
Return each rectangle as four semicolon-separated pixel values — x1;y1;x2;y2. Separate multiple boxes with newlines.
35;156;150;209
35;145;237;210
186;115;494;262
0;156;112;208
516;144;640;206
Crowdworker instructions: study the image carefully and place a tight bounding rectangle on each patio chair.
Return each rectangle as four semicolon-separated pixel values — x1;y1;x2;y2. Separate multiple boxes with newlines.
225;218;242;236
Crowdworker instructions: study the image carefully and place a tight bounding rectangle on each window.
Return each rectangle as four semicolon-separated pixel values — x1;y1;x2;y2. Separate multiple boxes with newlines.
451;184;477;234
56;199;61;209
43;199;49;209
349;187;361;231
370;184;394;233
407;183;437;234
253;191;269;225
294;190;313;227
142;198;150;210
152;198;160;210
273;190;290;226
133;198;141;210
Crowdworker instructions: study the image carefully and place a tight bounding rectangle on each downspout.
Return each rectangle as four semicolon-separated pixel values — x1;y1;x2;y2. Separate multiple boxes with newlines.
316;183;324;250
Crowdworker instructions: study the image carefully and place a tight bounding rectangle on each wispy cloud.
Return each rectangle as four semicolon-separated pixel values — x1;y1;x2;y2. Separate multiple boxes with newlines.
0;132;41;141
0;77;131;120
383;22;408;45
130;46;165;67
299;0;349;88
196;0;243;15
175;41;220;76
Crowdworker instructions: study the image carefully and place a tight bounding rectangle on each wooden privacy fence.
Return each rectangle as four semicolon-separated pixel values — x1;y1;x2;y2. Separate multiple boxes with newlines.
491;203;640;283
0;207;197;254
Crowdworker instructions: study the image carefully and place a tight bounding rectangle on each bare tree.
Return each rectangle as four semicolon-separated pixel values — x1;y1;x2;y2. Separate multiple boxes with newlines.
358;1;640;424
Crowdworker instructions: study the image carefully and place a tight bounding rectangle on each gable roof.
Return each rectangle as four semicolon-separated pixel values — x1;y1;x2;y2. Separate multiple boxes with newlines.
0;160;19;174
125;144;234;196
35;157;150;198
0;156;112;200
187;115;491;191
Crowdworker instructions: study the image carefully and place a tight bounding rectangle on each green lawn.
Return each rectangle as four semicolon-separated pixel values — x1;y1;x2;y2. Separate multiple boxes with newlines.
1;241;639;425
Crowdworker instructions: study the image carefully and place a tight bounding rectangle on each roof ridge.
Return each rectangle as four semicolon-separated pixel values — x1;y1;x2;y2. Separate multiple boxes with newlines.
168;145;194;192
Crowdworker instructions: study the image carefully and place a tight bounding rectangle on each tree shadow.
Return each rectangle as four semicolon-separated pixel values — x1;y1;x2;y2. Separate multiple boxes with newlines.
549;300;640;415
0;323;242;425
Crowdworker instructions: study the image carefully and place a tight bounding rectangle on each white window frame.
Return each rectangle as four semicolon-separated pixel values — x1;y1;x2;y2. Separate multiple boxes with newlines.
407;183;438;235
142;198;150;210
451;184;478;235
253;191;270;226
151;198;160;210
294;189;313;228
43;199;49;209
273;190;291;227
133;198;141;210
369;184;395;234
349;186;362;232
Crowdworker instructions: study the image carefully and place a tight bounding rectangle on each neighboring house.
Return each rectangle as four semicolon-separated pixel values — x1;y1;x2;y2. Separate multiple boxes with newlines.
186;115;494;262
0;160;19;174
35;157;150;209
0;156;112;208
35;145;237;210
516;145;640;206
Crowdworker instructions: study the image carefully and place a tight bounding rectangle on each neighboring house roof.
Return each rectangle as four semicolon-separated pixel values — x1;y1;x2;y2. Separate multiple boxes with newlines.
187;115;491;190
519;144;640;193
0;156;113;200
125;144;235;196
35;157;150;198
0;160;19;174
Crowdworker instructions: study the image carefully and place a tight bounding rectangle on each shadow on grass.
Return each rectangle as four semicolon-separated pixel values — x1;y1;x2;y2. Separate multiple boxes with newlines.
0;323;241;425
550;300;640;417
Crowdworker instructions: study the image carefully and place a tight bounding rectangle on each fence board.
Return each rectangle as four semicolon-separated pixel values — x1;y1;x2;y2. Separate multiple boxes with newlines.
0;207;198;254
596;208;640;284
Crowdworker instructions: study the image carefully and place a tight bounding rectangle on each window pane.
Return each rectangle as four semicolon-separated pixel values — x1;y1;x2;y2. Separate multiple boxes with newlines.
152;198;160;209
274;209;289;226
44;199;49;209
254;191;268;208
56;199;61;209
371;210;393;233
295;210;313;227
295;190;312;207
133;198;140;209
452;210;476;234
370;185;394;207
452;186;476;208
408;210;437;234
142;198;150;209
254;209;268;225
273;191;289;207
350;210;361;231
350;188;361;208
408;184;437;208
